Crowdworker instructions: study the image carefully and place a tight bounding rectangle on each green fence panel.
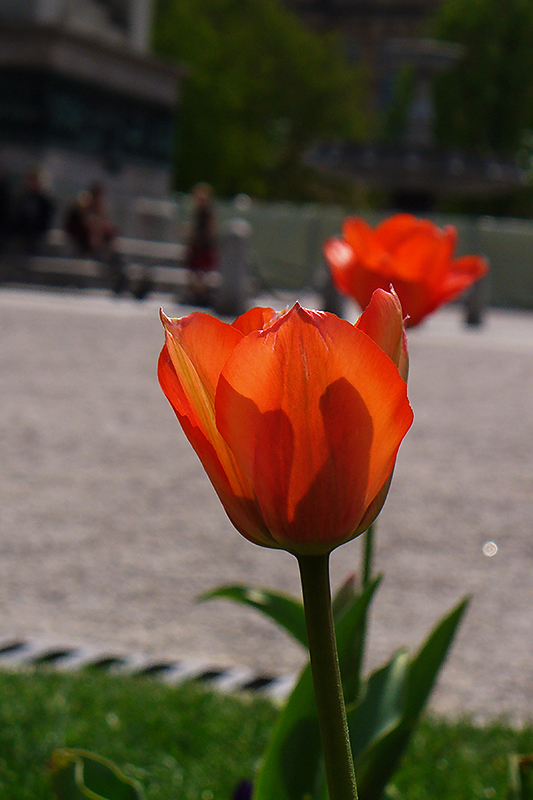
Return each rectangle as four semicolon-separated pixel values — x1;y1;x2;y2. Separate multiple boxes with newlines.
247;203;321;290
478;218;533;309
198;197;533;311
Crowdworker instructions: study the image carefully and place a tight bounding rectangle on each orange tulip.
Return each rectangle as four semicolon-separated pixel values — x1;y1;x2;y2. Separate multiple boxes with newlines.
158;290;413;556
324;213;488;327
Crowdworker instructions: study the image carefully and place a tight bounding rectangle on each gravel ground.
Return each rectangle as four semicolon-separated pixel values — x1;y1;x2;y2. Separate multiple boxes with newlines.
1;285;532;720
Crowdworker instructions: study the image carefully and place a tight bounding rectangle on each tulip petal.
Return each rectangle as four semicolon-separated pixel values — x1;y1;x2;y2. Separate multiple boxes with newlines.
158;313;275;548
422;255;488;316
452;254;488;279
399;252;487;326
354;470;394;537
375;213;425;250
161;311;242;405
343;217;390;273
355;288;408;379
342;217;374;251
232;306;278;335
216;304;413;553
389;225;450;282
323;238;357;296
325;236;384;311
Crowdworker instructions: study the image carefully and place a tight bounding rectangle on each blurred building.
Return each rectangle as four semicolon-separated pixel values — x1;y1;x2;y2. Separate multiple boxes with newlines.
286;0;443;103
0;0;184;196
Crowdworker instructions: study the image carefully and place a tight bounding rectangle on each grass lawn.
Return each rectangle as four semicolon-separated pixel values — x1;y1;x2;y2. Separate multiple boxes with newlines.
1;667;532;799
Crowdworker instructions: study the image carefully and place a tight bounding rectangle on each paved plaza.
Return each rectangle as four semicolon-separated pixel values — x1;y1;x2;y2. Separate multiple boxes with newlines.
1;285;533;719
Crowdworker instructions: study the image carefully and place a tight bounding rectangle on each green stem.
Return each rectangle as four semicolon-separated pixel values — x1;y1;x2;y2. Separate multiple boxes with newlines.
297;553;358;800
361;522;375;590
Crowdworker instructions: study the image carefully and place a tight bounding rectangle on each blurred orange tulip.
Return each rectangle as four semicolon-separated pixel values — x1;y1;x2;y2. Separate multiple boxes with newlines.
158;291;413;556
324;213;488;327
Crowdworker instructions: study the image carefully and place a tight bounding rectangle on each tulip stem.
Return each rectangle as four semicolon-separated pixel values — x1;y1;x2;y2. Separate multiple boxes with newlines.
297;553;358;800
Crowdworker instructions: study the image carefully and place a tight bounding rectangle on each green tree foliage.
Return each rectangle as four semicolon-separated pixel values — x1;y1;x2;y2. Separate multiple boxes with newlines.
431;0;533;158
153;0;369;200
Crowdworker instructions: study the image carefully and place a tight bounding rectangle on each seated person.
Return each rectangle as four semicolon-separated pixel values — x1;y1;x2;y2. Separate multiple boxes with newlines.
10;170;55;254
64;182;127;295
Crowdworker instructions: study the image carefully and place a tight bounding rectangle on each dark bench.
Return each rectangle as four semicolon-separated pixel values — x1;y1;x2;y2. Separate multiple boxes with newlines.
26;228;190;293
0;226;231;304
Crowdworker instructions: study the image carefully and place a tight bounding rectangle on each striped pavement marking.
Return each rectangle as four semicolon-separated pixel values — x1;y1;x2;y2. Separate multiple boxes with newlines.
0;636;297;701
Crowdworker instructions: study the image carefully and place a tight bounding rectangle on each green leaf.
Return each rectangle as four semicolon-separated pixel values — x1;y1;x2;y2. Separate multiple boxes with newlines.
200;573;361;655
406;597;469;721
198;584;308;648
331;572;358;620
508;754;533;799
50;749;145;800
354;597;469;800
252;577;381;800
335;573;382;708
349;650;408;764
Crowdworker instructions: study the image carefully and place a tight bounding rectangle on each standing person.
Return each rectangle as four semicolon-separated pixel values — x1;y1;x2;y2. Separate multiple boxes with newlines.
10;169;55;255
0;166;13;282
183;182;218;306
0;166;12;252
64;181;127;296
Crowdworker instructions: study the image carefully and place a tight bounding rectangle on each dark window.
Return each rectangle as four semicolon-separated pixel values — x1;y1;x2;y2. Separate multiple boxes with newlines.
0;68;175;167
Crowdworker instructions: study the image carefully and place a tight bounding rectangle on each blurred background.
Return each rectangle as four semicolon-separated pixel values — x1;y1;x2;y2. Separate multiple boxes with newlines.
1;0;533;310
1;0;532;209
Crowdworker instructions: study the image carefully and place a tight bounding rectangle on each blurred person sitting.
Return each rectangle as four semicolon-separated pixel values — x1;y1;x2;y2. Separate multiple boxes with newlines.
10;169;55;255
64;181;127;296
